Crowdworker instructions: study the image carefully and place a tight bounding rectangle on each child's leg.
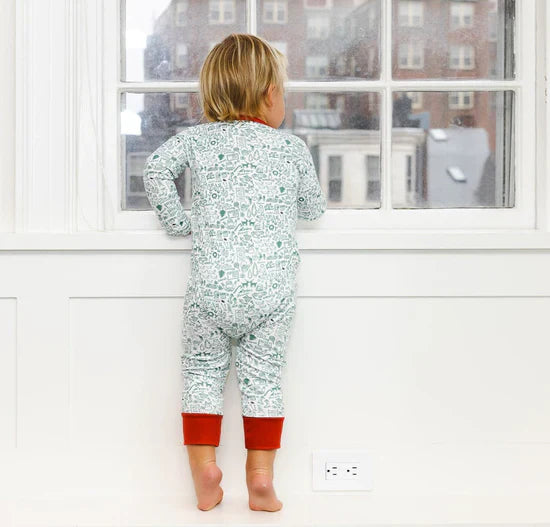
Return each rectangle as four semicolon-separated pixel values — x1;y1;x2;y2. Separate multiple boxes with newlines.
186;445;223;511
246;448;282;512
181;293;232;511
235;293;297;512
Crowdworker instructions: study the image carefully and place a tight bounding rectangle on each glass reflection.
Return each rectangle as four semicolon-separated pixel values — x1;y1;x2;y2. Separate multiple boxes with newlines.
391;90;515;208
392;0;515;80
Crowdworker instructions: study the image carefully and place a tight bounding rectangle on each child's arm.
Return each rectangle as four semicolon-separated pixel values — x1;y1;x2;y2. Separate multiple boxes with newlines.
296;138;327;221
142;132;192;237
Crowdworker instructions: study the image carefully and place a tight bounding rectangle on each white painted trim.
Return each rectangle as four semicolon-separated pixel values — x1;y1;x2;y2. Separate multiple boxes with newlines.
0;0;15;233
544;0;550;232
15;0;78;233
76;0;105;232
5;231;550;251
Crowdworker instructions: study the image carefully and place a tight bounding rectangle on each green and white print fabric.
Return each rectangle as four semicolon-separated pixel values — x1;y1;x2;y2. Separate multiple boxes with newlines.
143;119;327;417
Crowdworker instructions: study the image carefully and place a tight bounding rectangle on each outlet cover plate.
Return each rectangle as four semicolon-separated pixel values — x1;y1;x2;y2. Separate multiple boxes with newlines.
312;449;374;491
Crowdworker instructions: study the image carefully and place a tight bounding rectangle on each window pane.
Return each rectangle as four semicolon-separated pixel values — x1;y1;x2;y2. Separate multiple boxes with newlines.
279;91;381;209
392;0;515;79
122;0;246;81
122;91;381;210
391;90;515;208
121;92;203;210
257;0;381;80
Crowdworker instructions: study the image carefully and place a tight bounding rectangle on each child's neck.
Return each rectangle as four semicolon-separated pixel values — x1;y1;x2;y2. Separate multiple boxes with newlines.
238;114;272;127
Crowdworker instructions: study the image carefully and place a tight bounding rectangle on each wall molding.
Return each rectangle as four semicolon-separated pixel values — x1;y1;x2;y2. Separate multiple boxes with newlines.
4;231;550;251
15;0;78;233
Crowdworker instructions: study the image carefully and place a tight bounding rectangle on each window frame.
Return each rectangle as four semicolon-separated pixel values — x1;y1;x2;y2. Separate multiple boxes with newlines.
101;0;542;236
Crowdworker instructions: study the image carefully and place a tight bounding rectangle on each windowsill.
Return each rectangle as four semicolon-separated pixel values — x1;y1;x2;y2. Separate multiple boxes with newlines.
2;230;550;250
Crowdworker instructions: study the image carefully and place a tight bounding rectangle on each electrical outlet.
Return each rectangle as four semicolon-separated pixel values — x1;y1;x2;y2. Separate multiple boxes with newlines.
325;461;360;480
313;450;373;491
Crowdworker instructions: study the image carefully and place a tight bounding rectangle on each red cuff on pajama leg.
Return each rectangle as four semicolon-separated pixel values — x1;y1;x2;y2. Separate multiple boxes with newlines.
242;416;285;450
182;412;223;446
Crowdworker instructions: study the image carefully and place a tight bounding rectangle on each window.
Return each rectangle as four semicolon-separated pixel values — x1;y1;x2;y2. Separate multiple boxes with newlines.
398;42;424;69
365;156;380;203
176;43;188;69
448;91;475;110
307;14;331;39
263;0;287;24
209;0;236;24
306;55;329;77
304;0;331;9
398;0;424;27
328;156;343;202
449;45;475;70
450;2;475;30
111;0;536;232
306;93;330;109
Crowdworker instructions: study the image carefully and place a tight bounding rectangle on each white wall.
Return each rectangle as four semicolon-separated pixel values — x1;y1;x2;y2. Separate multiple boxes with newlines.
2;250;550;525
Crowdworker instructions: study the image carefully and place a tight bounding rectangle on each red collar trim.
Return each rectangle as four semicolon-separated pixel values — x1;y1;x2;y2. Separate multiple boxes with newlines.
237;114;271;127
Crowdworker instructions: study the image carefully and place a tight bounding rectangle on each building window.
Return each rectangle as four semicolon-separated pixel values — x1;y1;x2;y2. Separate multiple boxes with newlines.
448;91;475;110
209;0;235;24
307;14;331;39
398;42;424;69
176;43;188;69
366;156;381;202
306;93;330;109
263;0;287;24
306;55;329;77
304;0;330;9
406;154;413;192
449;45;475;69
398;0;424;27
328;156;343;201
450;2;475;30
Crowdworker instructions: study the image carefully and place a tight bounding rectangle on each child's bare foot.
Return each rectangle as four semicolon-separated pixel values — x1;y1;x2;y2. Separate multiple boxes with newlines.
190;460;224;511
246;447;282;512
186;445;223;511
247;469;283;511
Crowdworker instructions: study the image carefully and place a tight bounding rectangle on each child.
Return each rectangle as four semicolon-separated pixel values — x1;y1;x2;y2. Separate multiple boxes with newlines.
142;33;327;513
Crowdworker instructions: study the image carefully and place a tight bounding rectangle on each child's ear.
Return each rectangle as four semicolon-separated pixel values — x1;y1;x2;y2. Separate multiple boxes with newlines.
264;84;275;108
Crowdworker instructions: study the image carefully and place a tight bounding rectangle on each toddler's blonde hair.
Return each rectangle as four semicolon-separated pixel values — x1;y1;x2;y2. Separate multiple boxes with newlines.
199;33;288;122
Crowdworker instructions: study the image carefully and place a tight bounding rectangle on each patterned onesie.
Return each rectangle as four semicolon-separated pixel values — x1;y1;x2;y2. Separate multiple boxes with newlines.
142;116;327;449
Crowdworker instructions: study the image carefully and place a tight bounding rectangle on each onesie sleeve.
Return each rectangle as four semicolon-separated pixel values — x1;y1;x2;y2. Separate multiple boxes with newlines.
295;138;327;221
142;132;192;237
